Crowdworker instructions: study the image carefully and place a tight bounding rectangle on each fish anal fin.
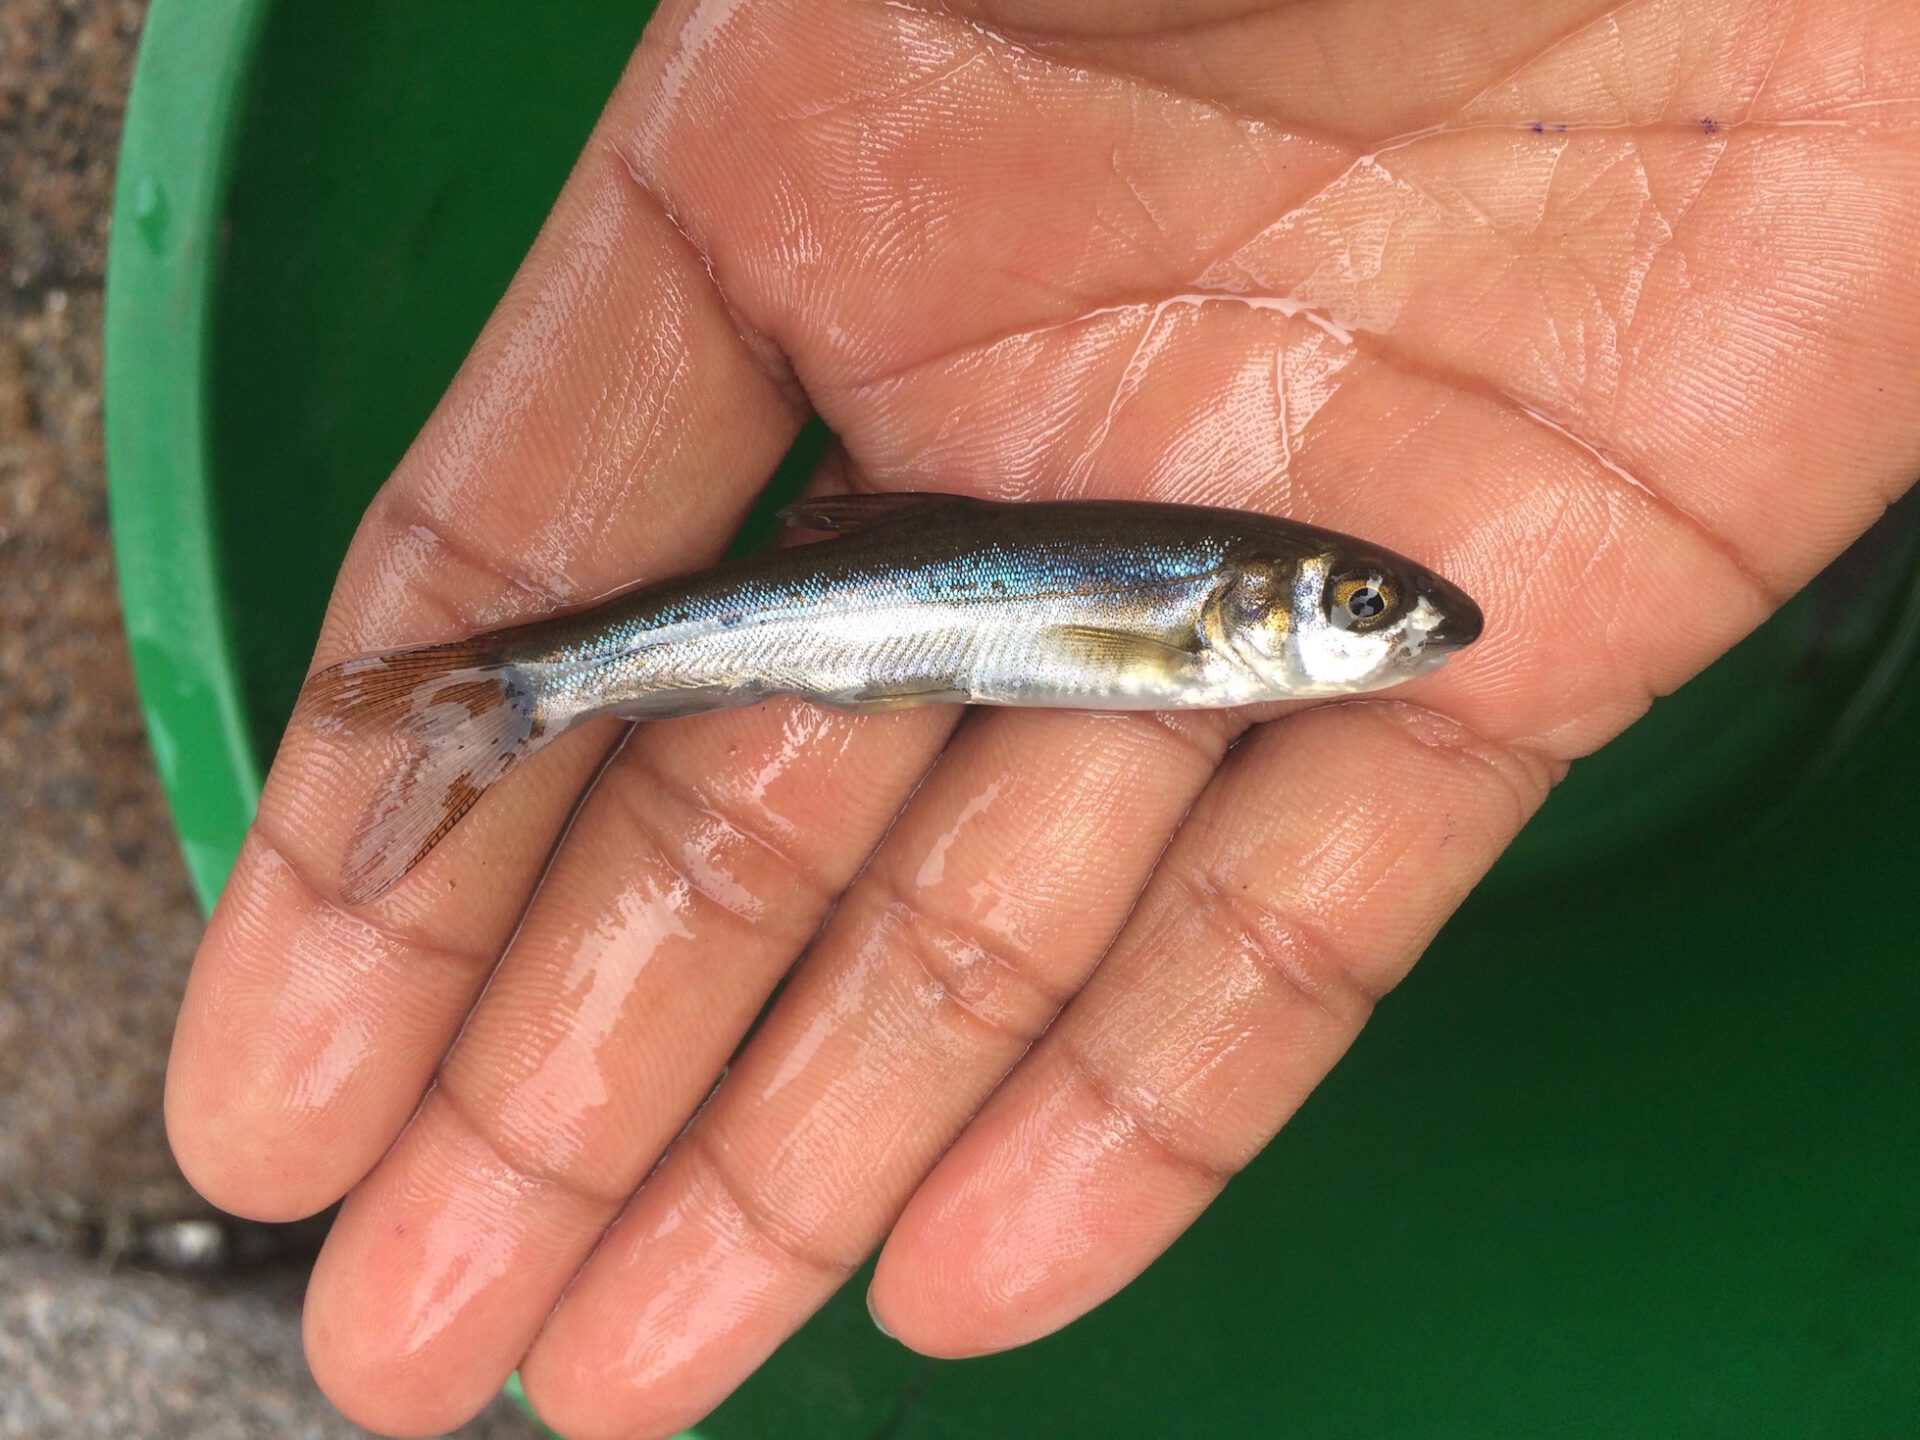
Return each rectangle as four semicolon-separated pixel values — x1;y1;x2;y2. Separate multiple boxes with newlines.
779;491;983;537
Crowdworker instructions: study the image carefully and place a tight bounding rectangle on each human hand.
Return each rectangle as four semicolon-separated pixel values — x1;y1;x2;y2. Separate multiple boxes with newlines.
165;1;1920;1435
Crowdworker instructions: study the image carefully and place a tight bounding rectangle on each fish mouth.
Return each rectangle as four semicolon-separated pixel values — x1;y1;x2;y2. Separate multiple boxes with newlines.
1413;573;1485;652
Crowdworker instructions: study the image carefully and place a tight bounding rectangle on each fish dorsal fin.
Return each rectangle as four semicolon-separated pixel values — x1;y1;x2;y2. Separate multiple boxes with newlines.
779;491;984;537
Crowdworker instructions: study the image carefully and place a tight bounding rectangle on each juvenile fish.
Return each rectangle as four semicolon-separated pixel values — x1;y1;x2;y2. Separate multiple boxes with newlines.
304;493;1483;902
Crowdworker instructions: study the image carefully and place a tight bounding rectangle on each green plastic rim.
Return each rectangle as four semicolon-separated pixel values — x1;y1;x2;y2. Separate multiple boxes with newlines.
105;0;271;910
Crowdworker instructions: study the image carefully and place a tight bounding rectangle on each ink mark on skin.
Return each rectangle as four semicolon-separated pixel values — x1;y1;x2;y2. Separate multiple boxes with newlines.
1699;116;1722;136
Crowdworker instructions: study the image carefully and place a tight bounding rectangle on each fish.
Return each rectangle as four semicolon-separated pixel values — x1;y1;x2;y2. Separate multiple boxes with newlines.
302;492;1484;903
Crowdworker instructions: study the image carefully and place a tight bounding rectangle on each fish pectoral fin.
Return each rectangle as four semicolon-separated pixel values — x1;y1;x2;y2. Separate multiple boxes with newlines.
779;491;985;537
1048;625;1199;678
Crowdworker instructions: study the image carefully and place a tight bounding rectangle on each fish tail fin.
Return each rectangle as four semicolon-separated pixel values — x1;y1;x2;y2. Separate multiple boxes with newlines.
298;637;550;905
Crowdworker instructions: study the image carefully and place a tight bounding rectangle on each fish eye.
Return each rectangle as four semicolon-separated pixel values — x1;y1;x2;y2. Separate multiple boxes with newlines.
1330;574;1397;630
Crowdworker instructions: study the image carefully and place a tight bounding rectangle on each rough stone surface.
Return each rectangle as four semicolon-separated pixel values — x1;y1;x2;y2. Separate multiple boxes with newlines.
0;1248;546;1439
0;5;543;1436
0;0;205;1227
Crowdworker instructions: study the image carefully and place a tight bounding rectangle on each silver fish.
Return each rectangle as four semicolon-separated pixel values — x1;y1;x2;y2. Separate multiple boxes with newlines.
305;493;1483;902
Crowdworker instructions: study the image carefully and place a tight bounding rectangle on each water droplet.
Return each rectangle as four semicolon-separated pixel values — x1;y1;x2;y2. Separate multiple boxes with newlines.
131;175;169;252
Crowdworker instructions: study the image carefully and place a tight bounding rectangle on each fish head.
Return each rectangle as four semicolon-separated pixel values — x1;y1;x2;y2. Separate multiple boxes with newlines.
1214;539;1483;698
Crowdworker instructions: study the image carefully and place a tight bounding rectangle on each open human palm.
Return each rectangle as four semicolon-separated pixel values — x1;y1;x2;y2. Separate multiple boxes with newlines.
166;1;1920;1435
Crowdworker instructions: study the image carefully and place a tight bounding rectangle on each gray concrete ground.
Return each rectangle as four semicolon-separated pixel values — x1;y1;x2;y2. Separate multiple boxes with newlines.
0;4;543;1434
0;1247;542;1439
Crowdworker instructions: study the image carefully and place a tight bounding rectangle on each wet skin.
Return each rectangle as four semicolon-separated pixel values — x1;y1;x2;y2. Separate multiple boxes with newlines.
163;2;1920;1437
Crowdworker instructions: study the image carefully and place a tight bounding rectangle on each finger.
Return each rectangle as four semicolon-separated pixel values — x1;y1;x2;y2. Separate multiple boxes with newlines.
166;59;806;1223
516;704;1245;1440
292;437;958;1437
868;697;1562;1355
301;692;952;1436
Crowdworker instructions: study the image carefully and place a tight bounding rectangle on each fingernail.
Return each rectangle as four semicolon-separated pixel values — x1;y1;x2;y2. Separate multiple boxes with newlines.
866;1286;895;1340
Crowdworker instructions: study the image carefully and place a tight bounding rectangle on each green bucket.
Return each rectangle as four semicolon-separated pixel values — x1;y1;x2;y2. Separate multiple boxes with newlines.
106;3;1920;1435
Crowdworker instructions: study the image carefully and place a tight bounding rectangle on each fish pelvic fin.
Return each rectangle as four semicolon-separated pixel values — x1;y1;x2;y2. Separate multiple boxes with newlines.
298;637;550;905
778;490;984;537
